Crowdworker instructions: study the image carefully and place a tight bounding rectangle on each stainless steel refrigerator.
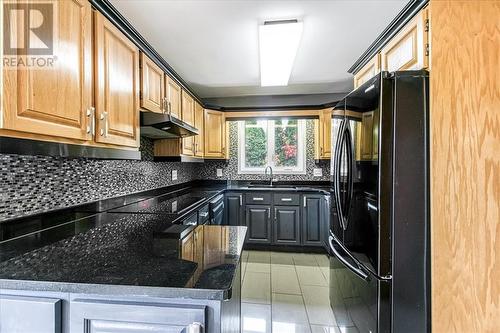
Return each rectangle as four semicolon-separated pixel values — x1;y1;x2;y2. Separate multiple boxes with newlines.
328;71;430;332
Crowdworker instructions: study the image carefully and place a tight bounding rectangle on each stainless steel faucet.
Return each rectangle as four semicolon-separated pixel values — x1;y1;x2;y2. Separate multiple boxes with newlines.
264;166;273;186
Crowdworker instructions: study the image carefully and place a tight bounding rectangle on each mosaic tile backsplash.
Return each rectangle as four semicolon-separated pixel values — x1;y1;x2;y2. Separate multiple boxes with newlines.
197;120;331;182
1;121;330;221
0;138;196;221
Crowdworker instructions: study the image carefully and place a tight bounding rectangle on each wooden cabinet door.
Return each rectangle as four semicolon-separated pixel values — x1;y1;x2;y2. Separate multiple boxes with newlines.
354;54;381;88
245;205;272;244
165;75;181;118
70;299;206;333
204;109;225;158
94;12;139;148
140;53;164;113
225;193;244;226
181;91;195;156
273;206;300;245
194;102;204;157
319;109;332;159
302;195;324;246
0;295;61;333
2;0;92;141
181;231;194;262
381;8;428;72
360;112;374;160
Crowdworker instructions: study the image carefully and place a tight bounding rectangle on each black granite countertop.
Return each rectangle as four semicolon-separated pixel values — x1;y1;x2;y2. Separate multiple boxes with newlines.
0;180;330;300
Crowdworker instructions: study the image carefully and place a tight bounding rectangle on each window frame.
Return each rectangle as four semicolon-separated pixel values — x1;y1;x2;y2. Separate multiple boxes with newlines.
237;119;306;175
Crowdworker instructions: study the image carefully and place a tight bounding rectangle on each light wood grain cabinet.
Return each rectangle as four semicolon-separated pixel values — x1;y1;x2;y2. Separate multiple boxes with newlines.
181;91;195;156
194;102;204;157
204;109;226;159
2;0;93;142
381;8;429;72
165;75;181;118
94;12;140;148
140;53;164;114
315;108;332;159
354;54;381;88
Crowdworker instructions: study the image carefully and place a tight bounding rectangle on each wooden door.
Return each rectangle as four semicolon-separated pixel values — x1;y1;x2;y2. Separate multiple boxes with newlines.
140;53;164;113
245;205;271;244
194;102;204;157
94;12;139;148
302;195;324;246
181;231;194;262
360;112;374;160
193;226;204;281
319;109;332;159
225;193;244;226
354;54;381;89
273;206;300;245
381;8;428;72
181;91;195;155
165;75;181;118
204;109;225;158
2;0;93;142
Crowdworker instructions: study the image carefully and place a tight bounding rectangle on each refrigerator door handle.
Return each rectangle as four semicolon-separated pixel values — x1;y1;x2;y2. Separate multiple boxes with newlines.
329;235;369;281
343;123;354;229
333;120;346;229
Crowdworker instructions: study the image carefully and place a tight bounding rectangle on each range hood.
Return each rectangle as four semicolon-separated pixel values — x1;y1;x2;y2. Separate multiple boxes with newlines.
140;112;199;139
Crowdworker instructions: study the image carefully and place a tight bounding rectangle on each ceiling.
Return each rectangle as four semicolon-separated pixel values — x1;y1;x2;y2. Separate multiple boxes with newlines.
109;0;408;99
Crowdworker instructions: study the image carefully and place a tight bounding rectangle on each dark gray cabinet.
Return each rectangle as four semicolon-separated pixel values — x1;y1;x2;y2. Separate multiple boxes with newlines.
225;192;244;226
301;195;324;246
273;206;300;245
245;205;272;244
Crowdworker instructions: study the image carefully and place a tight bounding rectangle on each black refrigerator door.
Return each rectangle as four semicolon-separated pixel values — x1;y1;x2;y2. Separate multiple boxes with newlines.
328;233;391;333
341;73;393;278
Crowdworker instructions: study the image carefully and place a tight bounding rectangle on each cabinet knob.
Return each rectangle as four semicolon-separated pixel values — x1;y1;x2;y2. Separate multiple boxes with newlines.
186;322;203;333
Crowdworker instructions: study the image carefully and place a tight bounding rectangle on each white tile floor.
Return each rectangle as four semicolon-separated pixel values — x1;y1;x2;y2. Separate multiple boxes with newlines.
241;250;342;333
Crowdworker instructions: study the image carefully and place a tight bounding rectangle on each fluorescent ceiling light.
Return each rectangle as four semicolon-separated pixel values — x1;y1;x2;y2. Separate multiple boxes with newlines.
259;20;303;87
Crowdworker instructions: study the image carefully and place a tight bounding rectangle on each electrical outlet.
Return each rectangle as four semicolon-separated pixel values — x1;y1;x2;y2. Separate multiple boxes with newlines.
172;170;178;181
313;168;323;177
216;169;223;177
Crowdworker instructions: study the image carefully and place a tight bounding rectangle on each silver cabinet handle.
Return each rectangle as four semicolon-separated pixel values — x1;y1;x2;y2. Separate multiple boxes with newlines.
303;196;307;207
267;208;270;219
100;111;108;137
281;198;292;202
168;101;172;115
86;107;95;136
186;322;203;333
274;208;277;221
162;97;167;114
253;197;264;201
239;195;242;206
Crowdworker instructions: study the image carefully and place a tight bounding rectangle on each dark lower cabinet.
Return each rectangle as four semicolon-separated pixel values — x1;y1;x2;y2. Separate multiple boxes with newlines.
302;195;324;246
273;206;300;245
225;192;244;226
245;205;272;244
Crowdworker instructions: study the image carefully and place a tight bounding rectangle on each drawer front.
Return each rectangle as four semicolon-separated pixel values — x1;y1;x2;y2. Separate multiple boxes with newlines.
245;193;272;205
273;193;300;206
198;204;209;224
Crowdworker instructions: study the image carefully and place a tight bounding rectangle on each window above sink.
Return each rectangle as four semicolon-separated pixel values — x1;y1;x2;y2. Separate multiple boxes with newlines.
237;119;306;175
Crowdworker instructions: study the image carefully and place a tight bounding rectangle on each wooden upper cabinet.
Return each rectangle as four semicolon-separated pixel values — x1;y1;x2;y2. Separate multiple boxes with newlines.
194;102;204;157
140;53;164;113
381;8;429;72
2;0;93;141
354;54;381;89
181;90;195;156
165;75;181;118
315;109;332;159
204;109;226;159
94;12;140;148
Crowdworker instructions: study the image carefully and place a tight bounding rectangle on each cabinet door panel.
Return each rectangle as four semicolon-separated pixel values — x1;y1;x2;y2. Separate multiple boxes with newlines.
302;195;324;246
181;91;195;155
354;54;381;89
70;299;206;333
320;109;332;158
0;295;61;333
194;102;204;157
273;206;300;245
245;205;271;244
225;193;244;226
204;109;225;158
3;0;92;141
165;76;181;118
140;53;164;113
94;12;139;147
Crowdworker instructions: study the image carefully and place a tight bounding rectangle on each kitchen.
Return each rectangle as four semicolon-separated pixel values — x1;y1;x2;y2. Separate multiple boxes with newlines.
0;0;498;332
